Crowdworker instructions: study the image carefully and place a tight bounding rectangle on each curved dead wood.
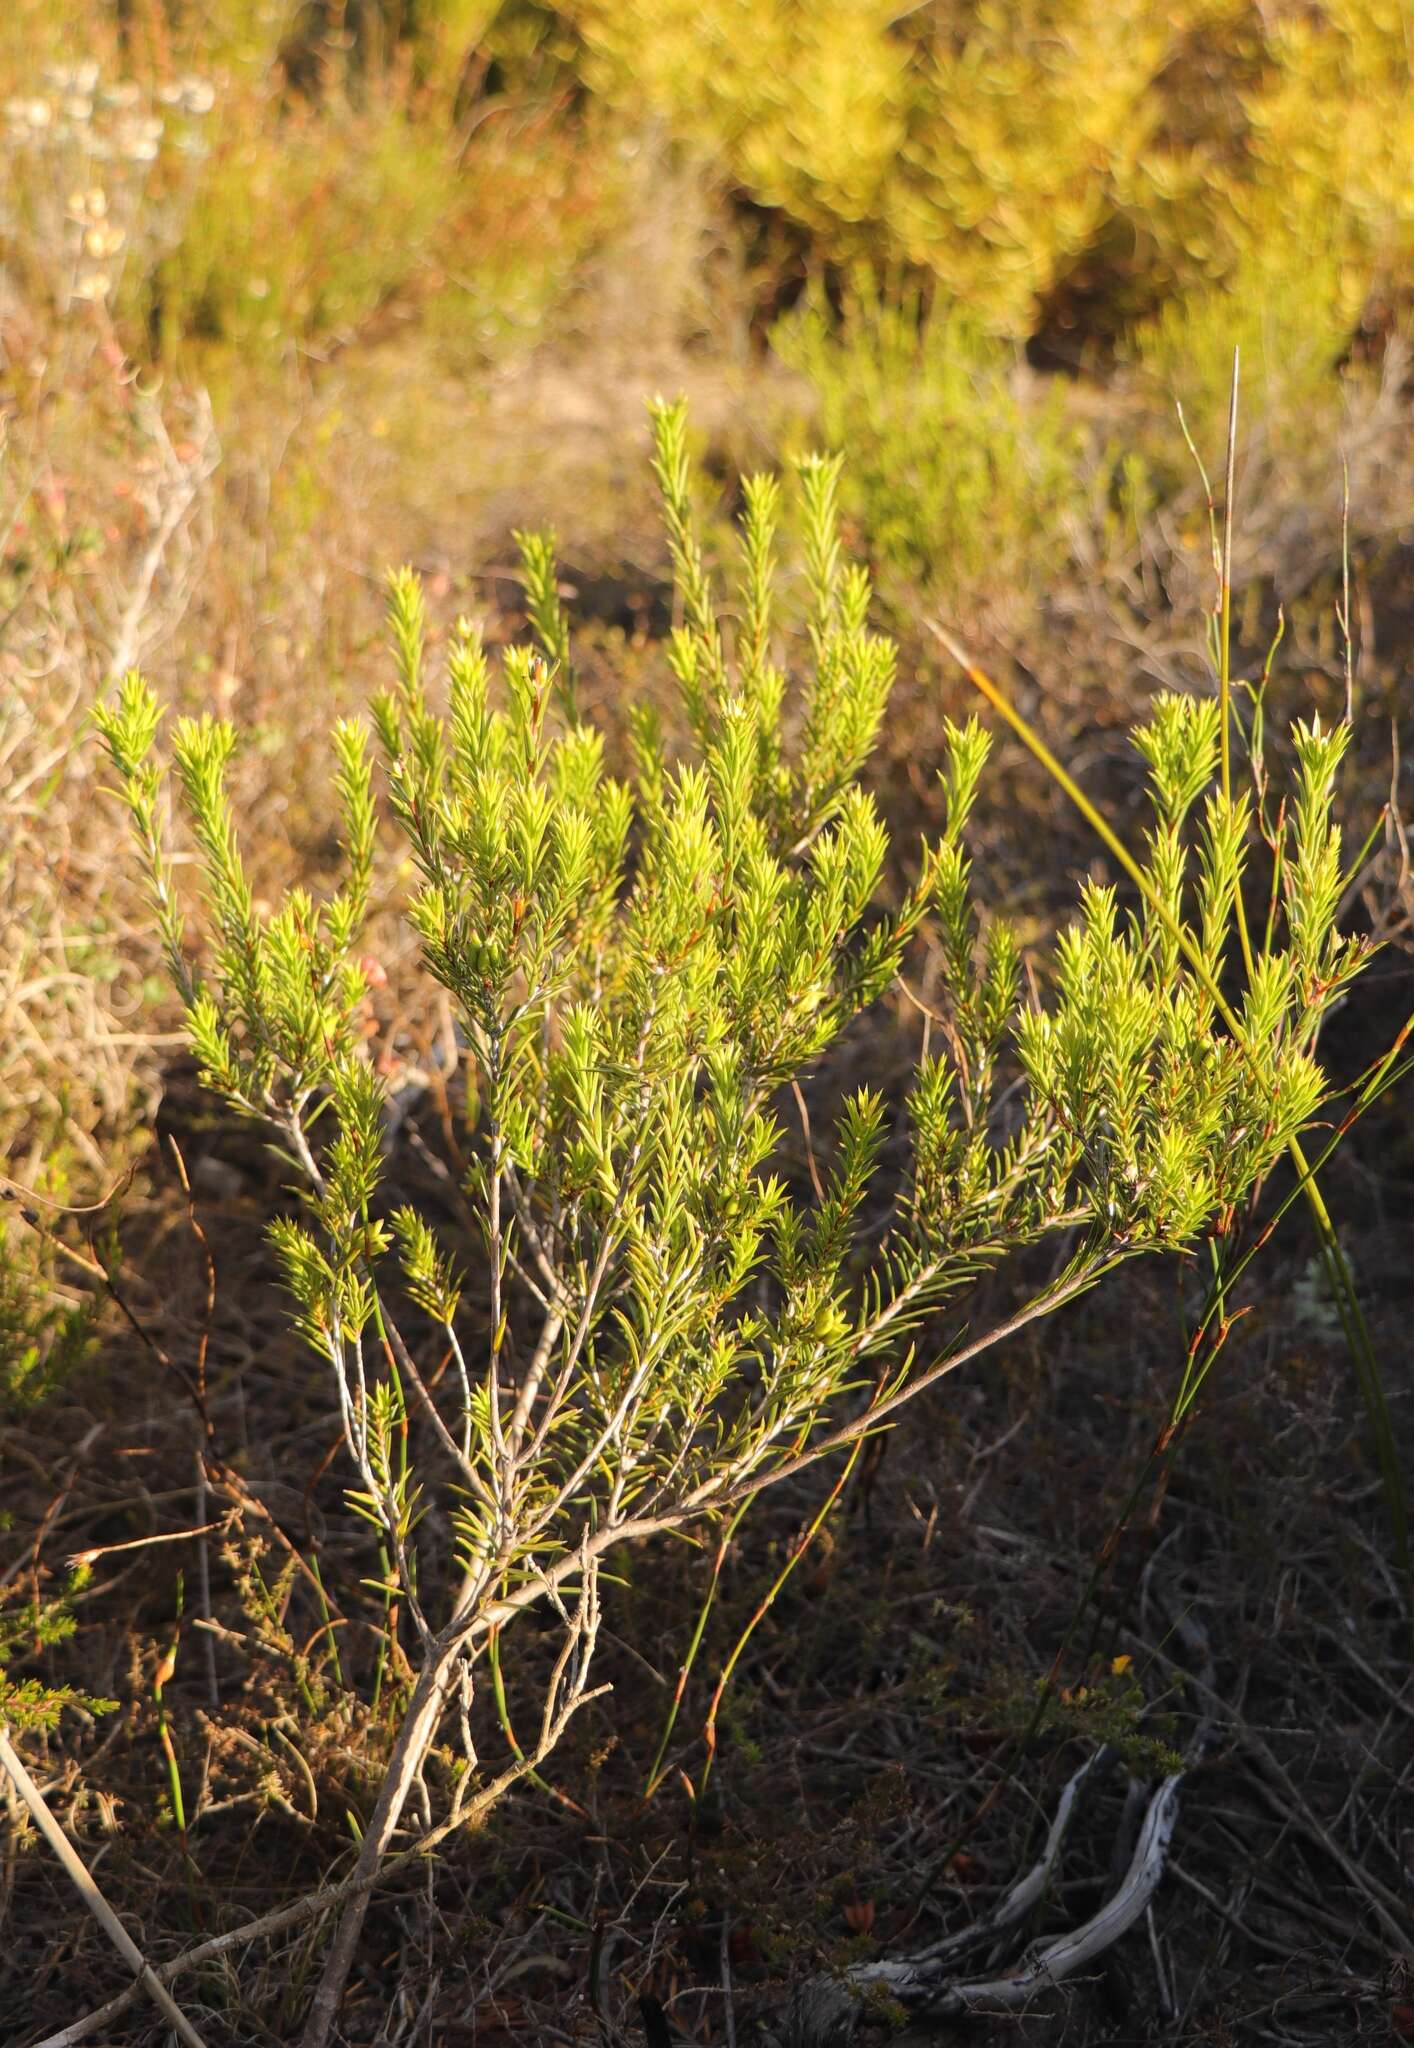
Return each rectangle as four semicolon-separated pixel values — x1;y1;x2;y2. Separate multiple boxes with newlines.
771;1582;1222;2046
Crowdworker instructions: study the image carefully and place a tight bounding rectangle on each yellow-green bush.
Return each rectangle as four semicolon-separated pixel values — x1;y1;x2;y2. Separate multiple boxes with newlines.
1240;0;1413;276
576;0;1412;353
577;0;1173;338
1124;226;1364;485
9;1;1406;385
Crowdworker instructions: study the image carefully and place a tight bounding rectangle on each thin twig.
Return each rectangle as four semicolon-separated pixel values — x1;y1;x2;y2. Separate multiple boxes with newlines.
104;394;217;686
32;1681;608;2048
0;1725;211;2048
720;1907;738;2048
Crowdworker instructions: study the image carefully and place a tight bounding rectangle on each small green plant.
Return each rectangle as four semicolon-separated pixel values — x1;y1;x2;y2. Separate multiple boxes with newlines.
0;1568;117;1734
0;1213;100;1416
97;401;1369;2045
773;275;1087;607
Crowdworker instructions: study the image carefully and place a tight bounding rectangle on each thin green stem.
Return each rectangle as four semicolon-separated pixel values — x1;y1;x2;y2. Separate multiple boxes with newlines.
1220;349;1258;987
642;1497;751;1804
698;1438;863;1795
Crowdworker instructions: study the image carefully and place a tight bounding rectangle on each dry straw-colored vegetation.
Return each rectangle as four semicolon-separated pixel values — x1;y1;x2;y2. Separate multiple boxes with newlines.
2;3;1412;2043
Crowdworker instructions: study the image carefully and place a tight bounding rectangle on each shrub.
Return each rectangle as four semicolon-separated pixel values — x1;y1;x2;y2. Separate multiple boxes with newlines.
576;0;1176;338
0;1214;99;1417
0;6;621;374
773;274;1088;607
0;300;213;1415
576;0;1411;353
1121;205;1372;486
0;1569;116;1735
0;50;211;327
97;402;1369;2042
8;2;1409;386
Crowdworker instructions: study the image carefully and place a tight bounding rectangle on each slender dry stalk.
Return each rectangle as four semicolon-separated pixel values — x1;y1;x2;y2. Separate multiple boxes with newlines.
0;1725;211;2048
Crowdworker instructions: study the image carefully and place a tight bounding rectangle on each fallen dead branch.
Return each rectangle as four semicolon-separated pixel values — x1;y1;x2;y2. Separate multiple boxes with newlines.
769;1581;1223;2046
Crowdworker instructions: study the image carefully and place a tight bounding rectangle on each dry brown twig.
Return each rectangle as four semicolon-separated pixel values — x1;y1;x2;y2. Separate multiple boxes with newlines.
2;373;218;1207
104;391;220;686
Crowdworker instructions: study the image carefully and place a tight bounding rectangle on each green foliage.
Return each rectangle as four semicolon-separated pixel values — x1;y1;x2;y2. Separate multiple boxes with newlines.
151;93;450;358
8;0;1408;389
577;0;1172;336
0;5;621;371
577;0;1411;351
0;1215;100;1418
1029;1665;1181;1779
96;405;1368;1839
774;275;1087;604
1124;226;1365;482
0;1569;118;1734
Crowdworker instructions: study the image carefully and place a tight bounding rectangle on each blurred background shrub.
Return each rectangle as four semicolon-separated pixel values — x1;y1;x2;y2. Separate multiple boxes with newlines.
773;273;1091;609
577;0;1411;348
6;1;1407;375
